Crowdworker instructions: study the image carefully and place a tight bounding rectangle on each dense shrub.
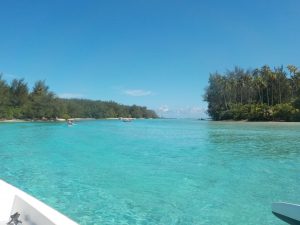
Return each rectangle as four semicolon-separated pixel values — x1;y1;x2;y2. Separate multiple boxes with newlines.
0;75;158;120
204;65;300;121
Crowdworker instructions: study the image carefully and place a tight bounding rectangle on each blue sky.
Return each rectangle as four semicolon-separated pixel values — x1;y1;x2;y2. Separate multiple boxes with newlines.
1;0;300;118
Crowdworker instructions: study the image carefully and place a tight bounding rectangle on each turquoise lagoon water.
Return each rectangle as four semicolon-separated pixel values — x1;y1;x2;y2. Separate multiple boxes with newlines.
0;119;300;225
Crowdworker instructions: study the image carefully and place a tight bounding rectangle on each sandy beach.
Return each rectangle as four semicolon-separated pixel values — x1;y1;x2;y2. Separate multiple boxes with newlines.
0;119;28;123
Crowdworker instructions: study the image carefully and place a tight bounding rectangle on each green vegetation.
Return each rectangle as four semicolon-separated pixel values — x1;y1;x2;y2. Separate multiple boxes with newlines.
0;75;158;120
204;65;300;121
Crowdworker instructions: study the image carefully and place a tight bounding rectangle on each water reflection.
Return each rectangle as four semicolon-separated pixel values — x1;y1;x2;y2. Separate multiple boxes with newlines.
207;121;300;159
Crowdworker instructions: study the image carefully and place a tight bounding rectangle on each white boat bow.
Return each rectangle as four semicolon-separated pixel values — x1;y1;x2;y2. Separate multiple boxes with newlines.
0;180;79;225
272;202;300;225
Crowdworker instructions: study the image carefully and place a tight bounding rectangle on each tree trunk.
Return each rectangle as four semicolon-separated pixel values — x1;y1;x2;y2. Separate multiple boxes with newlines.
271;84;274;106
279;81;281;104
267;88;270;106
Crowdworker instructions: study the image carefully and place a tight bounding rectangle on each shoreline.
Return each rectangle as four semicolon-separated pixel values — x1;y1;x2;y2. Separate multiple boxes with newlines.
0;119;28;123
209;120;300;125
1;117;300;123
0;118;88;123
210;119;300;123
0;117;156;123
0;118;97;123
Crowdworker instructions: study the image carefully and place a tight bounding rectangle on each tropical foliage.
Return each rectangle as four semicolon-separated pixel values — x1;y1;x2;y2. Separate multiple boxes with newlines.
0;75;157;120
204;65;300;121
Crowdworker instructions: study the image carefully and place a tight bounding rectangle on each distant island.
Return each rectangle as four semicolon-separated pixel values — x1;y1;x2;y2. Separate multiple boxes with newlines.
0;75;158;120
204;65;300;121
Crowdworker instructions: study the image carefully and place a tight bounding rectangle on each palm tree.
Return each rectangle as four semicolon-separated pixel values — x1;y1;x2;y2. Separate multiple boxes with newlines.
287;65;298;99
261;65;271;106
253;69;263;104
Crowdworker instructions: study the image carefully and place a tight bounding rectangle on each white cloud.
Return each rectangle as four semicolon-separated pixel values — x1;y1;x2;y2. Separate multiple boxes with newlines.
158;105;169;113
176;106;207;116
124;89;152;97
58;93;85;99
187;106;206;114
156;105;207;118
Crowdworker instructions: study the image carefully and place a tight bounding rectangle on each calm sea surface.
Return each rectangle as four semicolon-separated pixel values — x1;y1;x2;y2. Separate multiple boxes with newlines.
0;119;299;225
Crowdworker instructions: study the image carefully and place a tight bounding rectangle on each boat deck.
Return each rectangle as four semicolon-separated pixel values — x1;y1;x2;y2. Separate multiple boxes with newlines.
0;180;78;225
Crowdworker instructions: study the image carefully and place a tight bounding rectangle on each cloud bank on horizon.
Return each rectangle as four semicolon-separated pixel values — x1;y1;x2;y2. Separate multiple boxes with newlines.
157;105;207;118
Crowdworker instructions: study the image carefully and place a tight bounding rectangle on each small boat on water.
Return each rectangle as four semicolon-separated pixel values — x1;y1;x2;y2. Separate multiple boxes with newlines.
121;118;133;122
67;119;75;126
0;180;78;225
272;202;300;224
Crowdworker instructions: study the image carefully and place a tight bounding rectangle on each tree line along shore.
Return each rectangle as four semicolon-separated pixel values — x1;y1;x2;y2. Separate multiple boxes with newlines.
0;75;158;120
204;65;300;121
